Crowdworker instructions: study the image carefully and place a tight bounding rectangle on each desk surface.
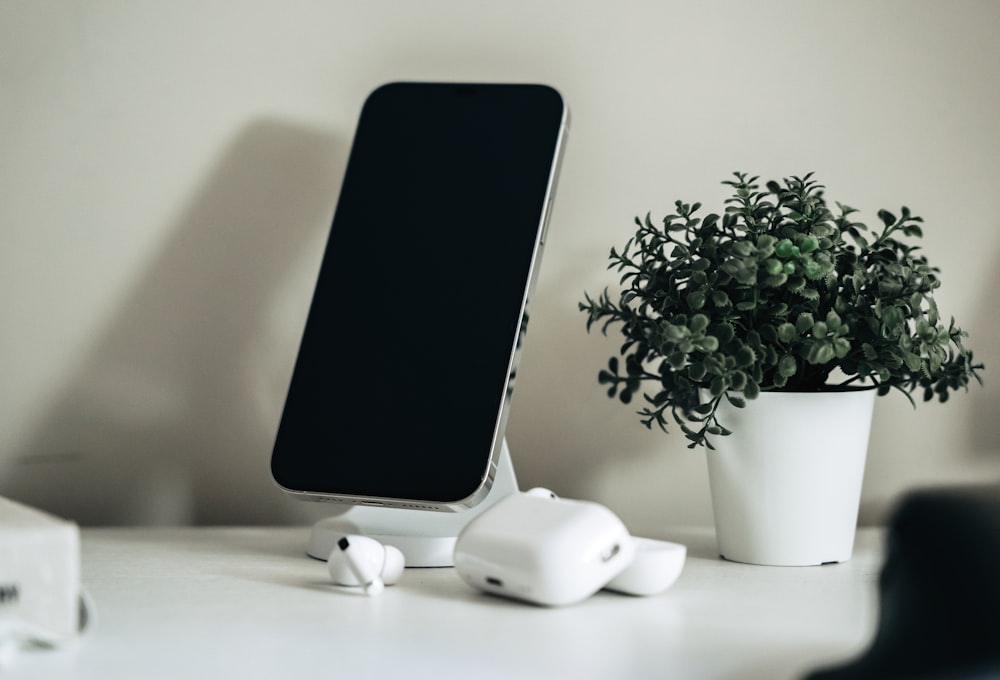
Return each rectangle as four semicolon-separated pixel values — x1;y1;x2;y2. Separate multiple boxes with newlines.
16;527;883;680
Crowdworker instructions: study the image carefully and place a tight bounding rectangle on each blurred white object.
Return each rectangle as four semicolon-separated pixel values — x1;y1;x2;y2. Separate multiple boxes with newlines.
0;497;87;669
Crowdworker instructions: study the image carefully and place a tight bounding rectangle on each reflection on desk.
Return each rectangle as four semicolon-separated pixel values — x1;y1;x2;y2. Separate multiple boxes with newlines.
16;527;883;680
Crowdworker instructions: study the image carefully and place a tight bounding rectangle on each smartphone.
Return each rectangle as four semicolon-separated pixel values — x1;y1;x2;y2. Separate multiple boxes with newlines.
270;82;568;511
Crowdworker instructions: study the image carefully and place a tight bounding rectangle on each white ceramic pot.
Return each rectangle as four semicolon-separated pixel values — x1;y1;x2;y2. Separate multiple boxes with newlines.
705;389;876;566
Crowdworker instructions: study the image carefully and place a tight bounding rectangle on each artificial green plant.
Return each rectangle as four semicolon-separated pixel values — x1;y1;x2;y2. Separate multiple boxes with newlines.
580;172;982;448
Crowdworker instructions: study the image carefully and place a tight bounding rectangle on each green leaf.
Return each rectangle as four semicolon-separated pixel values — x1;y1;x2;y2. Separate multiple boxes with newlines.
664;324;686;342
703;355;725;375
775;239;797;258
687;290;706;309
710;376;727;397
698;335;719;352
777;323;797;343
649;390;669;406
882;306;904;330
757;234;777;252
735;346;756;367
787;276;806;292
803;260;822;280
778;355;797;377
714;323;735;344
813;343;836;365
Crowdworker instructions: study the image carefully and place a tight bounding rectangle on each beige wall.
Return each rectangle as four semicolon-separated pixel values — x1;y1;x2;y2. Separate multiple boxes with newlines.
2;1;998;530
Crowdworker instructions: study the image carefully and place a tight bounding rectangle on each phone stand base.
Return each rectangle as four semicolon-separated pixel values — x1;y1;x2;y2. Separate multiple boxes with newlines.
306;439;518;567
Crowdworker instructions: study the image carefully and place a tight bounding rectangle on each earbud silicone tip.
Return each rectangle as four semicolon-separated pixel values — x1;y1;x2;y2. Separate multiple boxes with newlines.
604;537;686;597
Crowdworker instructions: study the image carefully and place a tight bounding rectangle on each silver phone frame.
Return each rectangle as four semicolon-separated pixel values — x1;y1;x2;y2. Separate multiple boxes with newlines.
273;85;570;513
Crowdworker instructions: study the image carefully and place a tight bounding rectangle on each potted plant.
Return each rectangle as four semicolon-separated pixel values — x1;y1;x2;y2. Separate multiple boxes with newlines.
580;172;983;565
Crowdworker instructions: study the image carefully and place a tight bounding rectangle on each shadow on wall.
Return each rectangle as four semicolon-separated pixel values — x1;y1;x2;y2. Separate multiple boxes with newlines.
505;243;716;532
507;259;670;488
969;238;1000;458
0;119;346;525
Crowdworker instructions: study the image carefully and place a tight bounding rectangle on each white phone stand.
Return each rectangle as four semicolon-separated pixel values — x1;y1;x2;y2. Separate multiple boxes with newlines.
306;439;518;567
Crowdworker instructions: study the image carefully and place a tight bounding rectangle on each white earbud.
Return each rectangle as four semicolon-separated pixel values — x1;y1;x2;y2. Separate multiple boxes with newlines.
525;487;558;499
327;535;404;596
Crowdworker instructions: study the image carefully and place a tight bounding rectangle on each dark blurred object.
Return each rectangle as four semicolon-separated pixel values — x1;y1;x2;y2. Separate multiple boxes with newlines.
805;484;1000;680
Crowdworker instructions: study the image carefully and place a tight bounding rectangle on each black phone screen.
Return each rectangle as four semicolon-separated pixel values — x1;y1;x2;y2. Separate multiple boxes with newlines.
270;83;566;507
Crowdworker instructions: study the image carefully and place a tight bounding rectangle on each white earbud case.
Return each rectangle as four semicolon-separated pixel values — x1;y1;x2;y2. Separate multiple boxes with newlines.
453;492;634;606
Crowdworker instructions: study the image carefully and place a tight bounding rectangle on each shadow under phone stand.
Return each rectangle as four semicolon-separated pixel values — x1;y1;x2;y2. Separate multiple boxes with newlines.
306;439;518;567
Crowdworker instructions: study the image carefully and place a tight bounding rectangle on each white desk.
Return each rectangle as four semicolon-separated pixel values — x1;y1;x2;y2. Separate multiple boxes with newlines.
15;527;884;680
